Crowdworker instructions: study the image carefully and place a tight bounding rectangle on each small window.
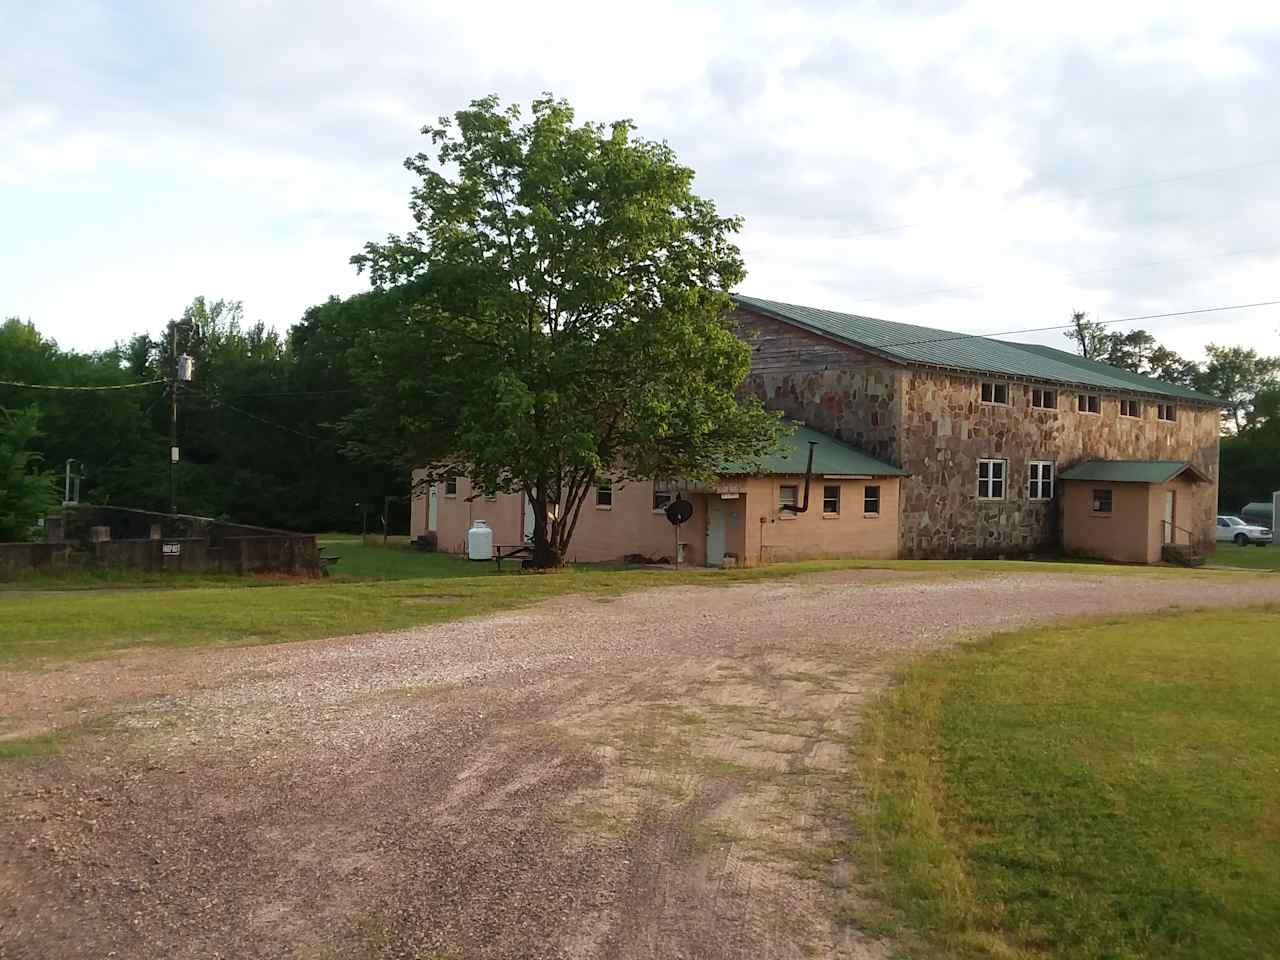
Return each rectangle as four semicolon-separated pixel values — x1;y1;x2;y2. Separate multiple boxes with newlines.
444;478;457;497
980;381;1009;405
595;480;612;508
1031;388;1057;409
1218;517;1230;527
1028;461;1054;500
1077;393;1100;414
1120;398;1141;418
977;459;1006;500
652;488;672;512
779;484;799;512
1157;403;1176;422
864;485;881;515
822;484;841;515
1092;489;1113;514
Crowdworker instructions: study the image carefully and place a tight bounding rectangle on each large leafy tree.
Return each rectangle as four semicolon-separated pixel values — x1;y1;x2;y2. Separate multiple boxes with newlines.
1193;344;1280;434
346;95;780;567
0;406;57;541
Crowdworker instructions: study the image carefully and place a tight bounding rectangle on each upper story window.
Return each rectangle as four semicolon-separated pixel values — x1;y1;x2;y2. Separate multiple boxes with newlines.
822;484;841;515
1120;399;1142;418
1077;393;1101;415
595;479;613;508
444;478;458;497
864;485;881;516
1031;388;1057;410
1028;461;1054;500
980;381;1010;405
1092;489;1113;514
977;459;1006;500
652;488;672;512
1157;403;1177;422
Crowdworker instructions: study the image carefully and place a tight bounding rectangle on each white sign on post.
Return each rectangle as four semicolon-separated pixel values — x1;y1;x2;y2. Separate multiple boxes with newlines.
162;542;181;557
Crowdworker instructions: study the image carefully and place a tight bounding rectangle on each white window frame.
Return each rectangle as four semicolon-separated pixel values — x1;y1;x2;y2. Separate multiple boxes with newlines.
980;381;1010;405
822;484;841;516
595;479;613;509
778;484;799;517
1028;460;1054;500
864;484;881;516
1077;393;1101;415
652;487;673;513
1120;398;1142;418
1157;402;1177;422
1031;387;1058;410
977;459;1007;500
444;478;457;497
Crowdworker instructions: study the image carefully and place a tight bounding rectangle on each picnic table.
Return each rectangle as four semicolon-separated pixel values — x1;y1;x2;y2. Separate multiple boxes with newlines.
493;543;533;571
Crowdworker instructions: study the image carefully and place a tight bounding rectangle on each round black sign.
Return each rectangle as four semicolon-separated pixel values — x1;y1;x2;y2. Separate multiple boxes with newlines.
665;496;694;526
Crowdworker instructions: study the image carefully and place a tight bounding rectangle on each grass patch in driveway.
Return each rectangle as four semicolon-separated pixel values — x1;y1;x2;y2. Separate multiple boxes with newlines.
855;605;1280;959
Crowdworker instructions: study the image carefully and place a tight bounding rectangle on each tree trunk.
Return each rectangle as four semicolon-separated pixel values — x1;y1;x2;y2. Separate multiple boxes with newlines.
527;489;564;569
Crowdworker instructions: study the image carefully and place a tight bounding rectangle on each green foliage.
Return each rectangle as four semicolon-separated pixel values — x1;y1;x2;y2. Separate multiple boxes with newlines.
347;94;781;566
857;607;1280;959
1194;343;1280;433
0;406;58;541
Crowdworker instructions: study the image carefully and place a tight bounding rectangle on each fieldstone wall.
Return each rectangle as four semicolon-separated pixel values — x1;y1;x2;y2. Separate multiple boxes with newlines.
898;368;1221;558
731;306;1222;560
732;309;904;464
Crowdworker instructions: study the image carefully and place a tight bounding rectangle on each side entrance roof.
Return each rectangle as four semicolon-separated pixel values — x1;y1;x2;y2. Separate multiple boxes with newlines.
1058;460;1210;484
720;423;907;477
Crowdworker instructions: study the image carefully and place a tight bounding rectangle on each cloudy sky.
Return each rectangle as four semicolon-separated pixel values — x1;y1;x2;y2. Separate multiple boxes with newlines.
5;1;1280;360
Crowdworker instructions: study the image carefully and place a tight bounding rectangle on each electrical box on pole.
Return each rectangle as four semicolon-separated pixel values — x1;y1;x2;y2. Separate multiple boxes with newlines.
177;354;194;382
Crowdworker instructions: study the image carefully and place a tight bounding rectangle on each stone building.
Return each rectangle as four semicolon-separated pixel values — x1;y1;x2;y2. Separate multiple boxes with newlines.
731;294;1224;560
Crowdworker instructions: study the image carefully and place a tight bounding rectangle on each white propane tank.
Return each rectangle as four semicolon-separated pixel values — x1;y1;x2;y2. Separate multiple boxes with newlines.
467;520;494;561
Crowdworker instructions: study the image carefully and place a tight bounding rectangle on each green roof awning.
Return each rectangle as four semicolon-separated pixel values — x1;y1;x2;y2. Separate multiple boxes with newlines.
720;423;907;477
1058;460;1210;484
732;293;1224;405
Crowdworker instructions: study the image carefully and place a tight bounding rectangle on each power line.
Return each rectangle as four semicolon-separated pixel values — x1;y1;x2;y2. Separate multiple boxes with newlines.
864;299;1280;351
184;385;337;443
850;242;1280;306
0;377;165;391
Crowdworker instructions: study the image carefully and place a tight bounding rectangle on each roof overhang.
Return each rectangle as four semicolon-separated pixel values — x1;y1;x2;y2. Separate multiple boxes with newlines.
1059;460;1211;485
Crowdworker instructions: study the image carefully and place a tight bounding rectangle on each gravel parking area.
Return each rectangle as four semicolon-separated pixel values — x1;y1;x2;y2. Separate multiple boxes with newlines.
2;568;1277;959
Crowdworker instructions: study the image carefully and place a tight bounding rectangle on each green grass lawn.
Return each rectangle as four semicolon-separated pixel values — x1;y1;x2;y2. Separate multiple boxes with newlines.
856;606;1280;959
1211;541;1279;571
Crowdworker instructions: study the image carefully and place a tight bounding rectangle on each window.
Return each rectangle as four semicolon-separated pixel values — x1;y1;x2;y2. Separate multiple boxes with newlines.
1157;403;1176;422
1077;393;1100;414
1120;398;1141;418
980;381;1010;405
444;478;457;497
1031;388;1057;409
1028;461;1054;500
822;484;841;515
595;480;612;508
652;488;673;512
864;485;881;515
779;484;799;513
1091;489;1113;514
977;459;1006;500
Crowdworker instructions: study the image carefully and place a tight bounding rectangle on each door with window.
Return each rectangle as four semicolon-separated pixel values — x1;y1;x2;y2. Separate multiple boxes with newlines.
706;496;727;567
1163;490;1176;544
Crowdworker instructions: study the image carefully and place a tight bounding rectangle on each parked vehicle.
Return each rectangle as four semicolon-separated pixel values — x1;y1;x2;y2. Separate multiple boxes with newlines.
1216;515;1273;546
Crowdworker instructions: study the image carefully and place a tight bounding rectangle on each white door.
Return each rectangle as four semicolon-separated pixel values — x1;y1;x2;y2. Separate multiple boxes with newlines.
1163;490;1176;543
523;494;536;543
707;496;727;567
427;484;438;532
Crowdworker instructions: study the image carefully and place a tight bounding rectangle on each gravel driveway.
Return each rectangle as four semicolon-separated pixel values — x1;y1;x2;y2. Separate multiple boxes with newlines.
2;568;1277;959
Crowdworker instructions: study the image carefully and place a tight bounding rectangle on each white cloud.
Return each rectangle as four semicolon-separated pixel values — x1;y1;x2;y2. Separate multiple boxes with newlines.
3;0;1280;362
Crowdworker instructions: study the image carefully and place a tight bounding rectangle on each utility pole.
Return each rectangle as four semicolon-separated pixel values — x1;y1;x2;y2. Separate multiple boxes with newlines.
166;320;196;514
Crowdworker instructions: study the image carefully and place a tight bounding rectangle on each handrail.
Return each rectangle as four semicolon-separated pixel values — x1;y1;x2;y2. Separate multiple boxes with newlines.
1161;520;1200;546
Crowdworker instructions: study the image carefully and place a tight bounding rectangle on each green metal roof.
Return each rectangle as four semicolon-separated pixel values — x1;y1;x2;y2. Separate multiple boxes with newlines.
720;423;907;477
1058;460;1209;484
732;294;1223;405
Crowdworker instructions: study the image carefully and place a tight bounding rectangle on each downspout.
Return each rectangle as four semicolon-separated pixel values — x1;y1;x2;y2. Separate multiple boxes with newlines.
779;441;818;514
